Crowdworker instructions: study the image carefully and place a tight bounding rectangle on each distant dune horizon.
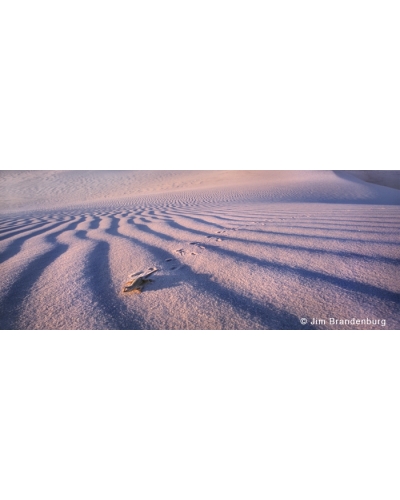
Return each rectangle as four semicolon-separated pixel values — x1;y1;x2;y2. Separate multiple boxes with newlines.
1;170;400;213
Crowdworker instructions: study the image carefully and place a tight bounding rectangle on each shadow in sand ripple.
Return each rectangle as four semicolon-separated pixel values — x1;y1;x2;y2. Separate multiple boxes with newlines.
0;217;85;265
0;221;50;238
126;220;400;322
109;222;311;330
77;235;143;330
88;216;101;230
0;243;69;329
134;217;400;267
202;244;400;306
242;227;400;246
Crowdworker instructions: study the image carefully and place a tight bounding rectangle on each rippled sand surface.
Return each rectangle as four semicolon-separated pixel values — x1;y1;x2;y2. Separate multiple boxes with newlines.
1;170;399;330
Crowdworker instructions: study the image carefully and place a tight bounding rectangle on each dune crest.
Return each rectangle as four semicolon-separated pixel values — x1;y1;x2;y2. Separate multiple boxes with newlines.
1;170;400;212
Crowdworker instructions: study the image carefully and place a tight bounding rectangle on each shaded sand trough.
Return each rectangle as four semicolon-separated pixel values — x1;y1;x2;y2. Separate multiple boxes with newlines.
0;170;399;329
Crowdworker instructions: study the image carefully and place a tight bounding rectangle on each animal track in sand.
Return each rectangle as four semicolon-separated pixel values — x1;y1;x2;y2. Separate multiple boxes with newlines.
170;264;187;271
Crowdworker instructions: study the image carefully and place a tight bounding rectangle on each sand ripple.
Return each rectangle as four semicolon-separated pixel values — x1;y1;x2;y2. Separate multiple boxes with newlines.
1;190;399;329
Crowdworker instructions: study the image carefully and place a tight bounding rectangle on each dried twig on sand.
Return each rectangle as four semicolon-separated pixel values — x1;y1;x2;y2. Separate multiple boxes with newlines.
122;268;158;294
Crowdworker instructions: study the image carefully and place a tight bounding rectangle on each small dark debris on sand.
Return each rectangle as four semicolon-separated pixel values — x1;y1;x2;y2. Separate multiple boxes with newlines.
122;268;158;294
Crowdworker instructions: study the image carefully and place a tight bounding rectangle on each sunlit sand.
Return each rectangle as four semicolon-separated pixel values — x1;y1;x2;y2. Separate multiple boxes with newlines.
1;170;399;329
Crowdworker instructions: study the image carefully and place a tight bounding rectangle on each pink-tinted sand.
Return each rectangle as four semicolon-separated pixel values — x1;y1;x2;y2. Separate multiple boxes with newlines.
1;170;399;330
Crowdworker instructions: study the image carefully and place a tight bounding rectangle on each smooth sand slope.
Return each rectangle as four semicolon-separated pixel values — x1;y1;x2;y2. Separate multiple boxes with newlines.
0;170;399;330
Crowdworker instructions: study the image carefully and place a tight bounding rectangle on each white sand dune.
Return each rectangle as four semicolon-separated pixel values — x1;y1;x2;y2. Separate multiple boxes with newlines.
0;170;399;330
1;170;400;212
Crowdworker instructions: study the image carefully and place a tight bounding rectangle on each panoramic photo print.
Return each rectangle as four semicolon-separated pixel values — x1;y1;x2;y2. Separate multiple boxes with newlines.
0;169;399;330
